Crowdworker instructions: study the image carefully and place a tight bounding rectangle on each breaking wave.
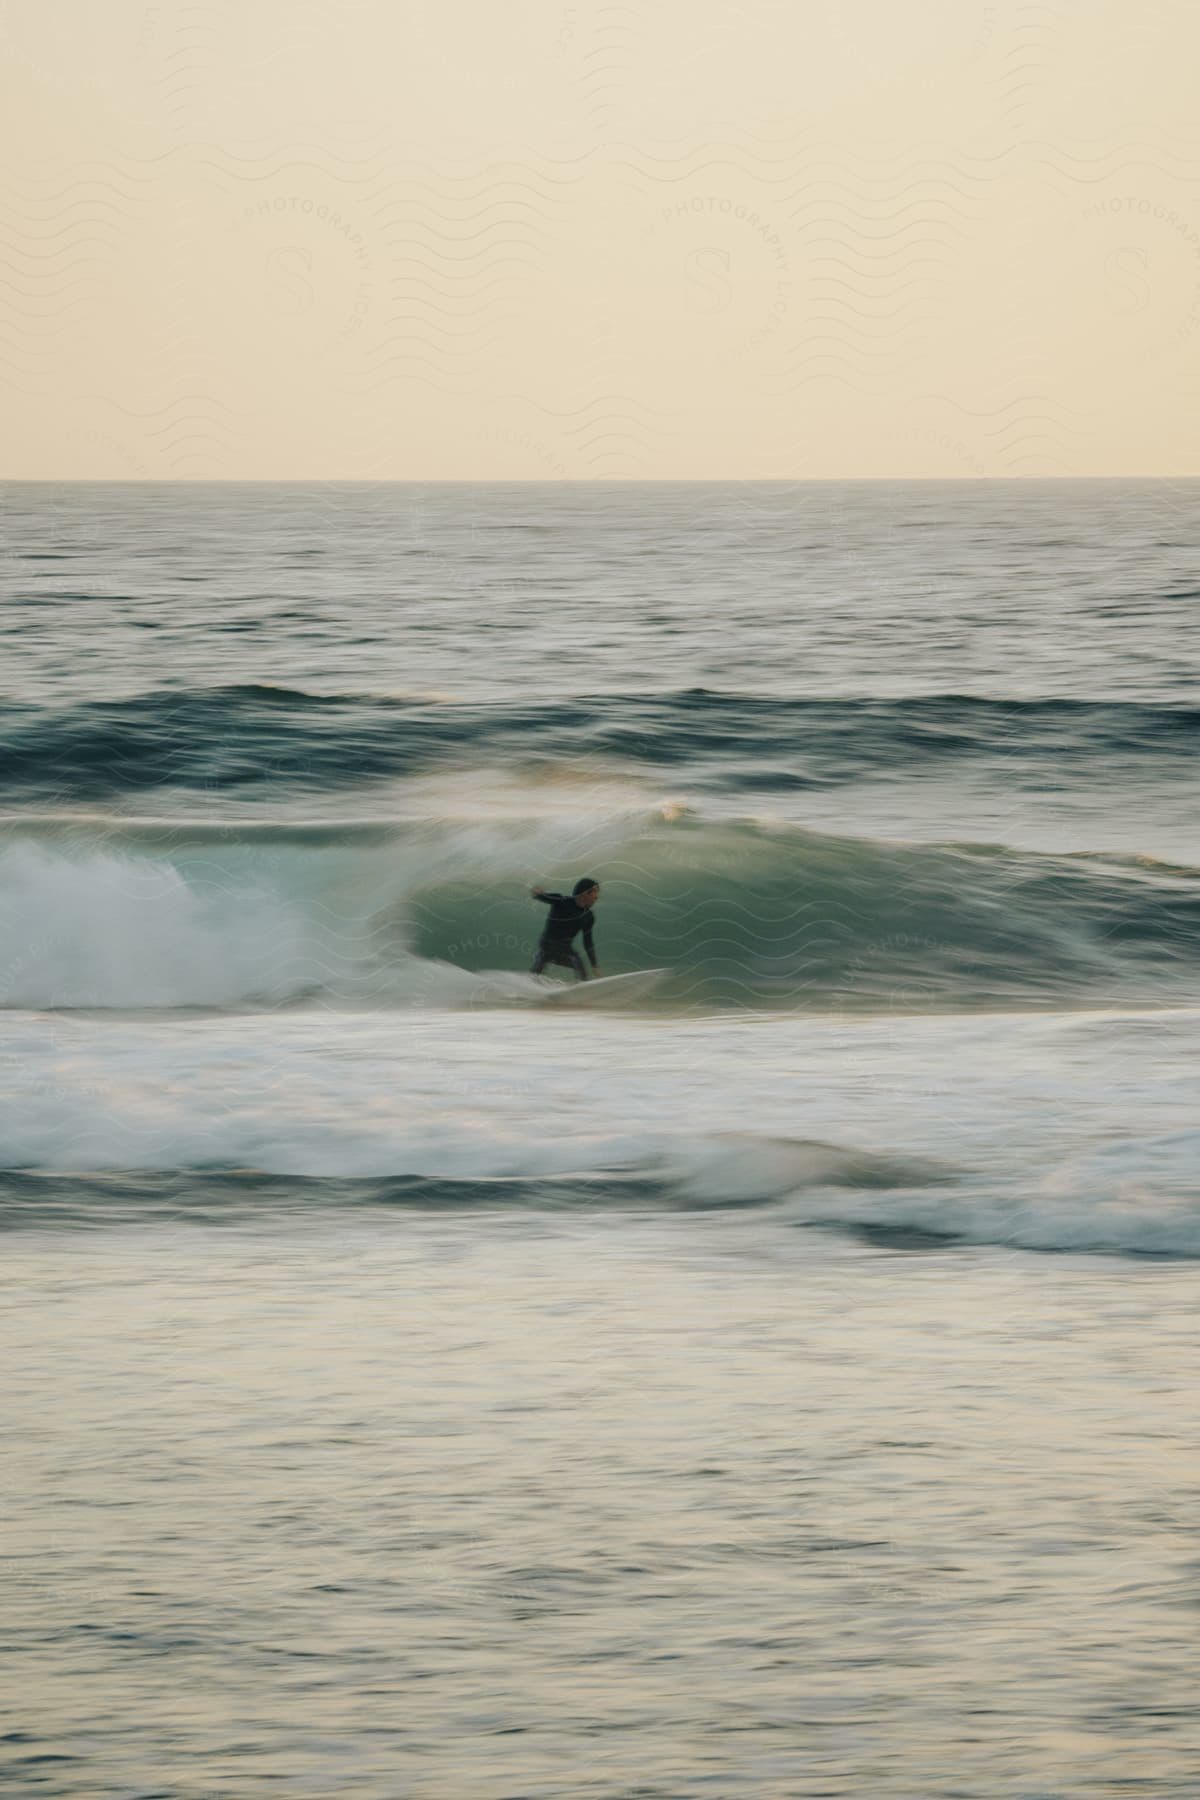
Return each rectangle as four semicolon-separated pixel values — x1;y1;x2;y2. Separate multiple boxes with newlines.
0;808;1197;1013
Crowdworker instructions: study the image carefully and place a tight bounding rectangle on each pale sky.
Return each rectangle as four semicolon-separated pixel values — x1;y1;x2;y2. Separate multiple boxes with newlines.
3;0;1200;477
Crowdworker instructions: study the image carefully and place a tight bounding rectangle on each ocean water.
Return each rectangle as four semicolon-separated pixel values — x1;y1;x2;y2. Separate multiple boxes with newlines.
4;479;1200;1798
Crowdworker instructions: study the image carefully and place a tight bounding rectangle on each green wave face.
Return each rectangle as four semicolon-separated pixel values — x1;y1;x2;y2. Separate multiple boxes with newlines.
411;813;1200;1014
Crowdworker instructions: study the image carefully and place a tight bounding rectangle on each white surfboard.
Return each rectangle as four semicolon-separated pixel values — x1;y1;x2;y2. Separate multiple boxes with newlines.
533;968;667;1006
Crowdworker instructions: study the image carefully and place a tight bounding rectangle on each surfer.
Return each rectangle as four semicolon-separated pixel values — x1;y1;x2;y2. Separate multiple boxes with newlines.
530;878;601;981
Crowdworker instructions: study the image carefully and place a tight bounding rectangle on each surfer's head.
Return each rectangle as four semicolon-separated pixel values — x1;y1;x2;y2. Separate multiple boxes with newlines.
573;877;600;906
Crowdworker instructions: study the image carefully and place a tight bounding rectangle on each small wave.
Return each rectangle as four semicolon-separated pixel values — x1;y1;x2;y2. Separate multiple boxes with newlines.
2;685;1198;801
658;1133;949;1202
2;1133;1198;1258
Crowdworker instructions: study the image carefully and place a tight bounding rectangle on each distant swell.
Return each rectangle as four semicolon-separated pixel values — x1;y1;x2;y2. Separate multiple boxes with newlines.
2;686;1199;800
0;810;1197;1013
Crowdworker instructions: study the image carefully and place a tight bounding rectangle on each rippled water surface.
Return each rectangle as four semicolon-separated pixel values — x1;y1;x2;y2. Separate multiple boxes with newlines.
3;480;1200;1797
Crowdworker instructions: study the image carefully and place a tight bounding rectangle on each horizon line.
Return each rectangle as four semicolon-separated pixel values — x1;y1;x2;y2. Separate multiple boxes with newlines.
3;474;1198;485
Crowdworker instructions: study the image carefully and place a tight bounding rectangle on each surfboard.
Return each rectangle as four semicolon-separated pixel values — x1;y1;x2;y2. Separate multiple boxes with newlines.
532;968;667;1006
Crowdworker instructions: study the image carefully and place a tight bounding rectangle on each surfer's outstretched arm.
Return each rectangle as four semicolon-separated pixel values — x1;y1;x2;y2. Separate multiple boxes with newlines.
583;925;599;975
531;887;563;903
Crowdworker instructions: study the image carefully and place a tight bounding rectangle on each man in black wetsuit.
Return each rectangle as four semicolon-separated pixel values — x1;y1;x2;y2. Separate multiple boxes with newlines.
530;877;601;981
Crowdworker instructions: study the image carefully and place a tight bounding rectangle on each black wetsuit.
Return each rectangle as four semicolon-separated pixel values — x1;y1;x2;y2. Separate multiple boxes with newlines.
531;892;597;980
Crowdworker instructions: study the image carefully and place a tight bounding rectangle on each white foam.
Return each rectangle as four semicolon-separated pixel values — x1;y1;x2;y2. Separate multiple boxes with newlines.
0;810;645;1009
1;1007;1198;1256
0;839;378;1008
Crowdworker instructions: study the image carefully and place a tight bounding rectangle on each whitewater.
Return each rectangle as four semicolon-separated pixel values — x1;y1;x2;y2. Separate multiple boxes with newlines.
6;479;1200;1800
4;1003;1199;1257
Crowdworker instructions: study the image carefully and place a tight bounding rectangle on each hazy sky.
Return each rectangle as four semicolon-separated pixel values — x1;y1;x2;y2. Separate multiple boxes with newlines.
3;0;1200;477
